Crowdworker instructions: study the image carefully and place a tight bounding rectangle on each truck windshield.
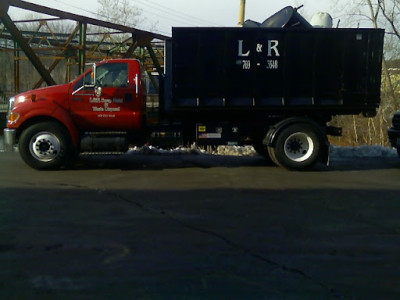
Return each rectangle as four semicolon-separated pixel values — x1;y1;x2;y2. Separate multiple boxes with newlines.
95;63;128;88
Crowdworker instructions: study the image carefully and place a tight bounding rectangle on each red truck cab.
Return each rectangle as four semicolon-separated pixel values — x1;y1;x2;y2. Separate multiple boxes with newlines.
4;59;146;169
70;59;145;131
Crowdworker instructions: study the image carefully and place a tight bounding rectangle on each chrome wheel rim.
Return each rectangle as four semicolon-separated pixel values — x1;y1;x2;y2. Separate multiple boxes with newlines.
29;132;61;162
284;132;314;162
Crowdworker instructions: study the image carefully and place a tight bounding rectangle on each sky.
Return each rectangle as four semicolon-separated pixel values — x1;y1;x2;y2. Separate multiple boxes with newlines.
8;0;340;36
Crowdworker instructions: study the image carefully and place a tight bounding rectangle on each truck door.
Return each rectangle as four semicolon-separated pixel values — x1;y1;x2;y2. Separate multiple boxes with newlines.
70;60;143;130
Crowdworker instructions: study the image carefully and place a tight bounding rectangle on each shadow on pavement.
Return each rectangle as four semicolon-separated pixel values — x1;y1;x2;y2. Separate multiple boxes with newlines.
74;152;399;172
1;187;400;299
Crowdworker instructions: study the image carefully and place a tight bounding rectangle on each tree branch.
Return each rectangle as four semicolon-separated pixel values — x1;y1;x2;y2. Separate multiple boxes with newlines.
378;0;400;40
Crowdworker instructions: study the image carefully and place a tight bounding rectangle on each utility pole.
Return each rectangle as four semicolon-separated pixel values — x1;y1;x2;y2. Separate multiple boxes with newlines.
238;0;246;27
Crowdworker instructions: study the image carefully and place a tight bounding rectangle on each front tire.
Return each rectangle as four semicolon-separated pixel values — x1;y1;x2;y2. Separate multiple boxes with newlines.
272;124;322;170
19;122;73;170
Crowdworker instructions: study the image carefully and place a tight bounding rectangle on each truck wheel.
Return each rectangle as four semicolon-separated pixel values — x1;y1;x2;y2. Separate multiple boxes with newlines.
273;124;321;170
19;122;73;170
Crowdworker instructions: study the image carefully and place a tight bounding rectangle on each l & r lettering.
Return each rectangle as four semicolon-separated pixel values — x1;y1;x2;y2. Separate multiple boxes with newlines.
238;40;280;57
267;40;280;57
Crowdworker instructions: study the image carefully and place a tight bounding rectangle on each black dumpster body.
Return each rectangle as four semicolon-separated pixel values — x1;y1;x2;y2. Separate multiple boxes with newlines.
168;27;384;119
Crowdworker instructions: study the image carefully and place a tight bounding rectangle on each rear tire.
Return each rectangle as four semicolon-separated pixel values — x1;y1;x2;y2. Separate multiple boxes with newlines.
19;121;73;170
272;123;322;170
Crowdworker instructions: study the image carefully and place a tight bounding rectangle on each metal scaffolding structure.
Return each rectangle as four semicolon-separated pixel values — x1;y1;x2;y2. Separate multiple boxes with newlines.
0;0;168;95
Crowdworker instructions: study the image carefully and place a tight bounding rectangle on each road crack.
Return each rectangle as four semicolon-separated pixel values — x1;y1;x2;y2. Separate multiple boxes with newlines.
104;189;344;299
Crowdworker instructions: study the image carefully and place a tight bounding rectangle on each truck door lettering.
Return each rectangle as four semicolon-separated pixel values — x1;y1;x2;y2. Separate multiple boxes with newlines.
90;97;121;112
93;106;104;111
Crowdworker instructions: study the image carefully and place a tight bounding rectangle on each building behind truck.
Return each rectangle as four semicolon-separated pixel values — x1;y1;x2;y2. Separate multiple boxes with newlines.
4;7;385;170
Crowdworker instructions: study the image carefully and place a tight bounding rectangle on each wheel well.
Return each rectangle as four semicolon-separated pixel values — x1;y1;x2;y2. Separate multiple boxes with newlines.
264;117;330;164
264;118;326;146
16;117;71;144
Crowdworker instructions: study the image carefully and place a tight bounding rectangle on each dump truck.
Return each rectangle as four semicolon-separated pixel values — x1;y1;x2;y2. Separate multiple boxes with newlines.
4;7;385;170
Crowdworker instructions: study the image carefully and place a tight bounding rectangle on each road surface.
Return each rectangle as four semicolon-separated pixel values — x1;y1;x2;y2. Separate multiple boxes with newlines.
0;149;399;299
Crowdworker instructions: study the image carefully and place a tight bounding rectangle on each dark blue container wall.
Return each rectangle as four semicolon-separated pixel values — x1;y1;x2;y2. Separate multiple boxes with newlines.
170;27;384;113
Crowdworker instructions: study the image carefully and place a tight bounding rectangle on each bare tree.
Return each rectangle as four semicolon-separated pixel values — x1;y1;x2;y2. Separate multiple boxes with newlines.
97;0;142;27
378;0;400;40
328;0;400;147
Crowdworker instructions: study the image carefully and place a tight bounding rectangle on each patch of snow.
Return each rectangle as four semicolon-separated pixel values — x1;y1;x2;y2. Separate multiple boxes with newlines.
127;144;206;155
127;144;398;158
1;131;397;158
216;145;257;156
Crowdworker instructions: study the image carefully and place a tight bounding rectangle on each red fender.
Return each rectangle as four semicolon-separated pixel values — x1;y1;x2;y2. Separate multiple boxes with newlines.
14;101;80;147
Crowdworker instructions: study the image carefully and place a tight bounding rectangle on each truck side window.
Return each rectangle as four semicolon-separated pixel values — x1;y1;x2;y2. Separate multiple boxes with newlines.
96;63;128;88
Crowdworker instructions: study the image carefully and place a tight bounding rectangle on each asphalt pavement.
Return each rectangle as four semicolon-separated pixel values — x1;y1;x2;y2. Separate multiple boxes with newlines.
0;146;400;299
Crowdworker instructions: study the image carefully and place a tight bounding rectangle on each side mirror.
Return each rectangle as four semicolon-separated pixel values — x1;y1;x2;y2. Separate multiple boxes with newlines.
72;63;97;95
90;63;97;86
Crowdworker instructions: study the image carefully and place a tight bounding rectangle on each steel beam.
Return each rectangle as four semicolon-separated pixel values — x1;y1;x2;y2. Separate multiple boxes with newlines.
7;0;169;41
14;41;19;93
78;22;87;75
0;0;9;14
1;0;169;91
124;34;139;58
33;24;80;88
146;43;163;75
1;7;56;86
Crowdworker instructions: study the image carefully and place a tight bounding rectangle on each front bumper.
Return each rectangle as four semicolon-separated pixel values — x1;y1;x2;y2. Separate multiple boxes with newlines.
3;128;16;152
388;127;400;148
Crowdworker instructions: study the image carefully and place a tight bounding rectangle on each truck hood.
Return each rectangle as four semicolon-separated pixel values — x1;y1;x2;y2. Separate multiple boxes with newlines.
12;83;71;109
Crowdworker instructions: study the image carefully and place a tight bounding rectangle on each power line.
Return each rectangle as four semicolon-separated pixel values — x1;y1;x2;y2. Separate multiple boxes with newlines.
50;0;223;29
128;4;207;28
23;0;226;35
132;0;222;27
36;0;171;35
